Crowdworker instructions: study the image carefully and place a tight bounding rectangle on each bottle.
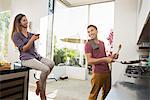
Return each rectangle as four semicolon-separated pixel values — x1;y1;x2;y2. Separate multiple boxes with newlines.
148;51;150;67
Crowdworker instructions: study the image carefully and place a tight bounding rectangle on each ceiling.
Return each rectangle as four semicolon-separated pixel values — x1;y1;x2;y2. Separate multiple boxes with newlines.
58;0;115;7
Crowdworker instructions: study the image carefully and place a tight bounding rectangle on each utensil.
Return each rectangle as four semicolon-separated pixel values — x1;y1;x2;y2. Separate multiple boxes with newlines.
113;44;122;59
114;60;141;64
117;44;122;54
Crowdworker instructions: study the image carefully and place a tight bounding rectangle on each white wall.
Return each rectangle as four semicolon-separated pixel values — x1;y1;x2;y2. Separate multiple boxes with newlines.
112;0;139;84
66;66;87;80
0;0;11;12
8;0;49;63
10;0;48;32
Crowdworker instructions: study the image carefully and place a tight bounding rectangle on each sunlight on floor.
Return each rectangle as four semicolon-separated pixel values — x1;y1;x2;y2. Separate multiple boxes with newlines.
28;90;58;100
47;89;58;99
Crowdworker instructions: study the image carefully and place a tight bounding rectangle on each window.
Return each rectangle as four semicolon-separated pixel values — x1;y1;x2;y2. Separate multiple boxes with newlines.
0;11;10;59
53;1;88;67
52;1;114;67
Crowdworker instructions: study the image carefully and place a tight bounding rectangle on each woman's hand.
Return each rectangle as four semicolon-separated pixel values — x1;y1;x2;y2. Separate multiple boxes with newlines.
31;35;39;41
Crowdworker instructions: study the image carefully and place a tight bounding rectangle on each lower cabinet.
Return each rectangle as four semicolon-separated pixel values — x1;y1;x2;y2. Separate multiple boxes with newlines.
0;70;29;100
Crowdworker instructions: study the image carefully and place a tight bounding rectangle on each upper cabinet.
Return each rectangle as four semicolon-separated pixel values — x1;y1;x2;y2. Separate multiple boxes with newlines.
137;12;150;49
137;0;150;44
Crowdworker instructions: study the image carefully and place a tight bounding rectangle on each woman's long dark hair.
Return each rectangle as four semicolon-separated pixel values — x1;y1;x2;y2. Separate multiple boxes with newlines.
11;14;25;40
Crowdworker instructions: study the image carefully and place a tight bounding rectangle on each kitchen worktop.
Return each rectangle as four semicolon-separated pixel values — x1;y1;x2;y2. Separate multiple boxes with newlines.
106;63;150;100
106;76;150;100
106;80;150;100
0;66;29;75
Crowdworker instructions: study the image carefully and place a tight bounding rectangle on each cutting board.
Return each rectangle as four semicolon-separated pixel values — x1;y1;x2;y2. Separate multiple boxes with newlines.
0;64;11;70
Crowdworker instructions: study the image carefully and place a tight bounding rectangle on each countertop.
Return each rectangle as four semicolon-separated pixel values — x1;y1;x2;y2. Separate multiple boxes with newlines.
106;79;150;100
0;66;30;75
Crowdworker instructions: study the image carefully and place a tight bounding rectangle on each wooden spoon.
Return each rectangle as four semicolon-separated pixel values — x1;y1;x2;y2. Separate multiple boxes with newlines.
117;44;122;54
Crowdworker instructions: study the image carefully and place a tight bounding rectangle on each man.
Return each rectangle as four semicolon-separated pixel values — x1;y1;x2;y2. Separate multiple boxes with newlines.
11;14;55;100
84;25;118;100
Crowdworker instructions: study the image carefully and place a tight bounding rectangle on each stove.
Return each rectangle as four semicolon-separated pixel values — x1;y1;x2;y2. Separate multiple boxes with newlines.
125;65;150;78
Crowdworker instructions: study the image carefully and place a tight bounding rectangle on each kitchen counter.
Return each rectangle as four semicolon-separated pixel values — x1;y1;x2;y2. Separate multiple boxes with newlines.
0;66;29;75
0;66;30;100
106;79;150;100
106;64;150;100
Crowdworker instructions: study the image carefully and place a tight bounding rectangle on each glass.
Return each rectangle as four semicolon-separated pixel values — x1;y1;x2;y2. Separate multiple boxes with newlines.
53;1;88;67
0;11;10;60
52;1;114;67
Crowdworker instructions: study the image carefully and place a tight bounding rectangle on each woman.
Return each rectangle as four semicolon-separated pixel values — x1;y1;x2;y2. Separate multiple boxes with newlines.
11;13;55;100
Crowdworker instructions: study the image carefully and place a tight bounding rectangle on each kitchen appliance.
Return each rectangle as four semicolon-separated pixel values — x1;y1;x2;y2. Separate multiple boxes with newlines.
115;60;150;78
125;65;150;78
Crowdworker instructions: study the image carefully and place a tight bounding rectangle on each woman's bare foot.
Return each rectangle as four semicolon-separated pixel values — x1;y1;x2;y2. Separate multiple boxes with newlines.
40;90;46;100
35;81;40;95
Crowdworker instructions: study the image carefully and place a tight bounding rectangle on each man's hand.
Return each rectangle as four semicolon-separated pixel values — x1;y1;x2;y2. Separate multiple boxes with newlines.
111;53;119;59
103;57;113;63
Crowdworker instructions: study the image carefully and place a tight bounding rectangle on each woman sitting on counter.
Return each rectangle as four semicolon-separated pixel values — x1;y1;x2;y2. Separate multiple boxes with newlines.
11;13;55;100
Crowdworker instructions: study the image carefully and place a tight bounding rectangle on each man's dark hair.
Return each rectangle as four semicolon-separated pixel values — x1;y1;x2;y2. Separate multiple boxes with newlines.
87;25;97;30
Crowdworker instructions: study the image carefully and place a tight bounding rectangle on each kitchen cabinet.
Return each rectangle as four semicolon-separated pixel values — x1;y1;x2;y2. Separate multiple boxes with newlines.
137;12;150;45
0;67;29;100
137;0;150;43
137;0;150;62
